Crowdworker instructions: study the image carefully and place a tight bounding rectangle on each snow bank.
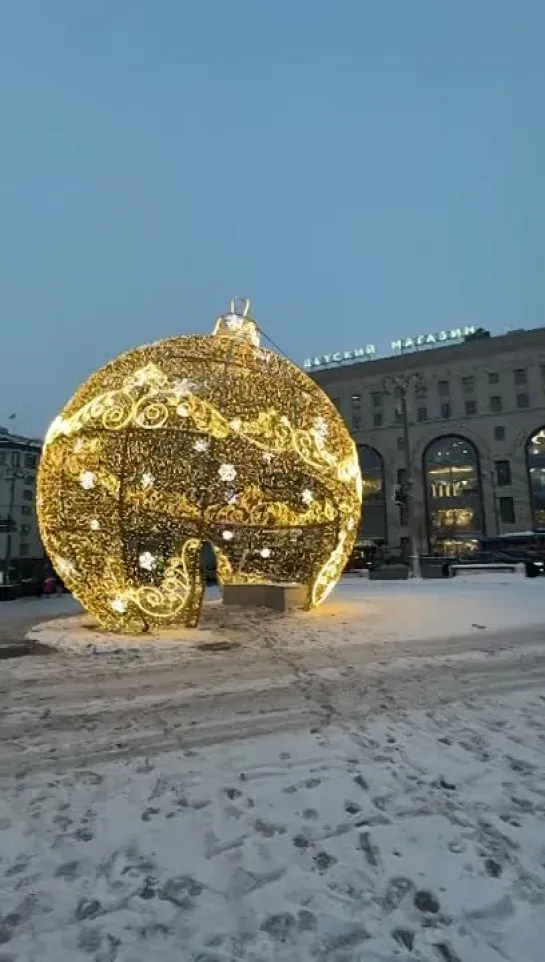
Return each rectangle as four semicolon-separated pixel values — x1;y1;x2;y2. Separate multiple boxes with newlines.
27;575;545;655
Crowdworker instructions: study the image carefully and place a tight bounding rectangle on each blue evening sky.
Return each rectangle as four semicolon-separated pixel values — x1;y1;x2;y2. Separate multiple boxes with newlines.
1;0;544;437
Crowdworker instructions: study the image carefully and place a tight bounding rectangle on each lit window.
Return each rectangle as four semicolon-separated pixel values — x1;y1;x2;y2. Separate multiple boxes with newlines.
527;429;545;527
424;436;483;553
358;445;387;543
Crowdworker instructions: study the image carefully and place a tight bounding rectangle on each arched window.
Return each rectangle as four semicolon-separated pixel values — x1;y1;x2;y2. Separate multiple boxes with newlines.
424;435;483;556
527;428;545;528
358;445;387;543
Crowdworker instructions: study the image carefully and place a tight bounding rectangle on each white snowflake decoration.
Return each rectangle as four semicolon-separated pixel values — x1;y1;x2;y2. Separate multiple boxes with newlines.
124;366;158;390
172;378;196;396
133;368;151;387
301;489;314;505
80;471;96;490
111;598;127;614
222;530;234;541
259;547;272;559
194;438;209;453
313;416;329;444
90;519;100;531
139;551;156;571
218;463;237;483
141;472;154;489
225;314;244;332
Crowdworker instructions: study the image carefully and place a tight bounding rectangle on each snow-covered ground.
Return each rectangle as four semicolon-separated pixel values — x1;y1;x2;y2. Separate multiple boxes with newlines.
3;694;545;961
2;577;545;960
0;593;80;626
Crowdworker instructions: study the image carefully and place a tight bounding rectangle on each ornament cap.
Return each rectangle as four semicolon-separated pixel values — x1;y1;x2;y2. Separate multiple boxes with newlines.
213;296;260;348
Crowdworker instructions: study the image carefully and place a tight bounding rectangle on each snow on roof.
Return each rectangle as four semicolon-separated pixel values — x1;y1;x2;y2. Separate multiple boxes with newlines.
0;430;41;449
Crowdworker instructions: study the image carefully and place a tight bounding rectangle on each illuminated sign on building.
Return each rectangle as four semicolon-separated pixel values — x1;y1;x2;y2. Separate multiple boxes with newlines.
303;346;376;370
391;326;476;352
303;326;477;371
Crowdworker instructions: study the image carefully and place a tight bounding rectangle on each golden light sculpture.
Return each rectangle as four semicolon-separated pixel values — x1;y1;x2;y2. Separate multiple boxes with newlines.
37;299;362;632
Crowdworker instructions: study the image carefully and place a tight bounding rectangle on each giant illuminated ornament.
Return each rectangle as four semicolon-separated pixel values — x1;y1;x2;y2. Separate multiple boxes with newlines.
37;300;362;632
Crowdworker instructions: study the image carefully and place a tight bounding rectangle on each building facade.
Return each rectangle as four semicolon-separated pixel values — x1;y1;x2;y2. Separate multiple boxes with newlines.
310;328;545;556
0;427;43;582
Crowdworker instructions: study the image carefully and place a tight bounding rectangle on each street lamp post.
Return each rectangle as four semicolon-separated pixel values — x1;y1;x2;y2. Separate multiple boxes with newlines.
383;372;423;579
482;456;500;537
493;486;500;536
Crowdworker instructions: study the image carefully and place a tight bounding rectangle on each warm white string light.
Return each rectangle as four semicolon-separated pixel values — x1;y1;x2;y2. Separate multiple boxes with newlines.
38;300;362;632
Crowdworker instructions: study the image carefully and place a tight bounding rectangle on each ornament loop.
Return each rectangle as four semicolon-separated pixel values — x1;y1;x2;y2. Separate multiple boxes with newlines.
230;296;252;318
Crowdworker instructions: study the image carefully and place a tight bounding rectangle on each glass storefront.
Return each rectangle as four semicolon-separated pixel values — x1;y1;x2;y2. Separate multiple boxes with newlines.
358;445;387;545
424;436;483;555
527;428;545;528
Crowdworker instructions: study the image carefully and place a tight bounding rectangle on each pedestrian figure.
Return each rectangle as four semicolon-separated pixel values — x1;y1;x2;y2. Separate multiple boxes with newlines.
43;575;56;596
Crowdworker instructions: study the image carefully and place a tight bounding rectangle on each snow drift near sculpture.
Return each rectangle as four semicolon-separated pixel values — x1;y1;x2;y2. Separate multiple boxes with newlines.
37;299;362;632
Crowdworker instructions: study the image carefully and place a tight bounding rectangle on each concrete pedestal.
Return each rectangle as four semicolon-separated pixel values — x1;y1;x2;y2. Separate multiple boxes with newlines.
222;583;308;613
